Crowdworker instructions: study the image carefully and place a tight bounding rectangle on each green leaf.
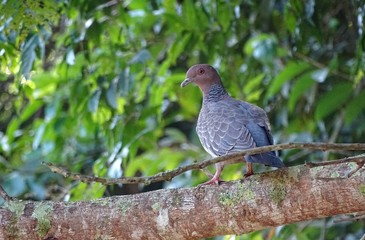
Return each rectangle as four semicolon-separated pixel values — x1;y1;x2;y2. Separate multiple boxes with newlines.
284;6;297;33
164;128;187;144
32;123;45;150
0;72;7;81
345;90;365;124
217;2;231;31
117;70;131;96
106;78;118;109
136;76;151;103
32;72;62;89
70;182;88;201
163;0;176;13
62;53;87;79
86;21;102;44
20;35;39;79
163;13;186;28
6;100;43;143
27;180;47;200
244;34;278;64
295;233;311;240
182;0;197;30
129;49;151;64
44;98;59;122
315;82;353;120
244;73;265;95
288;71;316;112
267;61;311;98
244;73;265;102
93;157;108;177
70;182;105;201
3;172;27;197
88;89;101;113
167;33;192;64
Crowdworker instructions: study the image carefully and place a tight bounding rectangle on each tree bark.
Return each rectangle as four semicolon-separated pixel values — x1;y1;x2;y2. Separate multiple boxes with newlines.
1;162;365;240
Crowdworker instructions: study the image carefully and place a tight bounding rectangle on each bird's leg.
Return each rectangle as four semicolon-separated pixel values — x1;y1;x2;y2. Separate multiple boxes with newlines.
200;163;225;185
244;162;254;177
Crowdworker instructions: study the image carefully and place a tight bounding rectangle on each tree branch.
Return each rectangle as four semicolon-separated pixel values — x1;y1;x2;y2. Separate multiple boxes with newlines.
1;162;364;239
43;142;365;185
292;51;353;81
0;185;13;202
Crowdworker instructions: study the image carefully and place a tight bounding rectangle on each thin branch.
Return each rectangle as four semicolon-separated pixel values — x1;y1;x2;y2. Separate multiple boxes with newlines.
305;155;365;177
0;185;13;202
334;213;365;223
304;154;365;167
43;142;365;185
200;168;214;178
292;52;353;81
347;161;365;177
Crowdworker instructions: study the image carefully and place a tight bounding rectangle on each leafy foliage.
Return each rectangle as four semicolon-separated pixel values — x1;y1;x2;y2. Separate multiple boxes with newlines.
1;0;365;239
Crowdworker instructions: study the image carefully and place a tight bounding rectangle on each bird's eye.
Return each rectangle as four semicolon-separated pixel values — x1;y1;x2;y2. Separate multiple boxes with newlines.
198;68;205;75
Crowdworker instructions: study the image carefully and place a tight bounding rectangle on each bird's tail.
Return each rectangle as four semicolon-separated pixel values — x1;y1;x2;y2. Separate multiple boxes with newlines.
247;152;285;168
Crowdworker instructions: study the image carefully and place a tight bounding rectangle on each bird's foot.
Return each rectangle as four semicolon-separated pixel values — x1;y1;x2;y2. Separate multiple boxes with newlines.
244;172;253;177
199;177;225;186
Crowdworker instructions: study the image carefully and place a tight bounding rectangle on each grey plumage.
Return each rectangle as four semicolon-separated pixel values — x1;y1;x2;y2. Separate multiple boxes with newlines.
197;97;284;167
181;64;285;184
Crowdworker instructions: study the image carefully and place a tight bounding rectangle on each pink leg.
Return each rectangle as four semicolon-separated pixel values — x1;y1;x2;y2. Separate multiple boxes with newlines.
244;162;254;177
200;163;224;185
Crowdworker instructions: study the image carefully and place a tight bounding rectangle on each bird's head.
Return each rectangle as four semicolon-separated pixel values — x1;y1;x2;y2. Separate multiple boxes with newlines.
181;64;222;93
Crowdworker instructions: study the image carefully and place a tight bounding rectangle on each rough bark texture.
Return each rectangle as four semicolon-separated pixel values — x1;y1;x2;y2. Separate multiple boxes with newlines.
1;163;365;240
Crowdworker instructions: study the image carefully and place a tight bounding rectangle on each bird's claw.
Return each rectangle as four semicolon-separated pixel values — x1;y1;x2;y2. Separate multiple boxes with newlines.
199;177;225;186
244;171;253;178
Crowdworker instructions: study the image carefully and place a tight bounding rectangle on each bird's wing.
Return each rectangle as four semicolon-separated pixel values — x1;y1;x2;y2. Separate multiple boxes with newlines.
244;102;274;145
196;102;256;157
237;101;285;167
240;101;274;146
197;99;285;168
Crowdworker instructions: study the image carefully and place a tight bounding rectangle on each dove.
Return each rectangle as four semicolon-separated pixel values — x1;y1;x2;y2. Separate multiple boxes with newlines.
181;64;285;185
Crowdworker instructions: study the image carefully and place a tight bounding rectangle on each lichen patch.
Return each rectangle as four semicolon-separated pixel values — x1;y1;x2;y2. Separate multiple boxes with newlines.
219;182;255;207
4;201;25;218
32;203;53;238
359;184;365;196
156;208;169;231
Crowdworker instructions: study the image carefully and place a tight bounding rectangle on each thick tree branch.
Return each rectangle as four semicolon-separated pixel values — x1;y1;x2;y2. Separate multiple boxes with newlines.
44;142;365;185
1;162;364;239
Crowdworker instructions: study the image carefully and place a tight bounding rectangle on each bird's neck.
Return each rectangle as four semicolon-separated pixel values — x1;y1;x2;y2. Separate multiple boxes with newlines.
202;84;229;102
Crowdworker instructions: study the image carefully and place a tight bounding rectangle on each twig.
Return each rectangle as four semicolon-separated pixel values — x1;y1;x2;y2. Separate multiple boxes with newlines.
334;213;365;223
43;142;365;185
200;168;214;178
347;161;365;178
323;111;345;161
0;185;13;202
304;154;365;168
293;52;353;81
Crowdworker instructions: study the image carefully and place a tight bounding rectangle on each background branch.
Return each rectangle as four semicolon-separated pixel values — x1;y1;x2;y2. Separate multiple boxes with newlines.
292;52;353;81
0;185;13;202
44;142;365;185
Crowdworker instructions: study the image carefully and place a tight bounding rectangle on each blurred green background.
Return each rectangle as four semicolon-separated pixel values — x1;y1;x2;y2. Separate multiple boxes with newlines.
0;0;364;239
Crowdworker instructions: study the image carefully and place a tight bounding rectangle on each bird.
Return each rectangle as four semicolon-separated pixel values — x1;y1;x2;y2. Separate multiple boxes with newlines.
181;64;285;185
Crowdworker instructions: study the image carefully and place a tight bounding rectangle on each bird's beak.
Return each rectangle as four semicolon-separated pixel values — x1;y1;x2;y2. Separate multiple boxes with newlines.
180;78;192;88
